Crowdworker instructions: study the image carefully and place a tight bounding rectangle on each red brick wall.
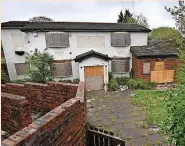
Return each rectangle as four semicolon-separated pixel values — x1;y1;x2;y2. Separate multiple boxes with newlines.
2;82;78;111
1;93;32;134
132;55;180;81
2;82;86;146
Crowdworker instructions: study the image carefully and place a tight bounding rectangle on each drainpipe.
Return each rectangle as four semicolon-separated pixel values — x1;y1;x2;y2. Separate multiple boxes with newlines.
104;65;108;92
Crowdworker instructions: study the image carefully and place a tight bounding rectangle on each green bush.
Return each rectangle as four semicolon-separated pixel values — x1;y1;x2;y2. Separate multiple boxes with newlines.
58;78;80;84
72;78;80;84
115;77;130;85
9;79;31;84
108;72;113;81
1;70;9;84
115;77;157;89
25;50;54;83
108;78;119;91
1;59;9;84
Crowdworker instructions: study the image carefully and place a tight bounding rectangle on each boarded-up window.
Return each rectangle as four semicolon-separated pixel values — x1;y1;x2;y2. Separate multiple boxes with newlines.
52;62;72;77
155;62;164;71
15;63;30;75
111;32;131;47
143;63;150;74
77;36;105;48
111;59;130;73
11;33;24;49
45;32;69;47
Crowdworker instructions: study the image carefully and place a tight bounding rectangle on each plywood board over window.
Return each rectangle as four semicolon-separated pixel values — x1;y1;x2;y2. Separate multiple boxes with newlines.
15;63;30;75
77;36;105;48
111;32;131;47
45;32;69;48
52;62;72;77
143;63;150;74
111;58;130;73
11;33;24;49
155;62;164;71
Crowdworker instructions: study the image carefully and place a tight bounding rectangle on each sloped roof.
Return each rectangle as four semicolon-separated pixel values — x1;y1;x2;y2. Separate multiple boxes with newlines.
130;40;179;58
1;21;151;32
74;50;111;62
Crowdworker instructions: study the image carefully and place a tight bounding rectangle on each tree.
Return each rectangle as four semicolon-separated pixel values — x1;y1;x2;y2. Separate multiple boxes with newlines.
117;10;124;22
29;16;54;22
25;49;54;83
149;27;183;41
165;0;185;32
136;14;149;28
117;9;133;23
123;9;133;23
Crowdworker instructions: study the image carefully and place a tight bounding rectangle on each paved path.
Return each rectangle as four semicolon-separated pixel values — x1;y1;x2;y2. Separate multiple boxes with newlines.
87;90;167;146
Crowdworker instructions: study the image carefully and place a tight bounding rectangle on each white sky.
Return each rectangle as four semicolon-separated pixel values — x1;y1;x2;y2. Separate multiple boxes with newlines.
2;0;177;29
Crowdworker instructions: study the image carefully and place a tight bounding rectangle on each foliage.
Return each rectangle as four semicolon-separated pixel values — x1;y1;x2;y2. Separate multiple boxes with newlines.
29;16;54;22
123;9;133;23
58;78;80;84
149;27;183;41
162;36;185;145
165;0;185;32
136;14;149;28
115;76;130;85
163;86;185;146
132;90;166;126
9;79;32;84
108;72;113;81
108;78;119;91
117;10;124;23
108;75;156;90
117;9;133;23
1;70;9;84
1;58;9;84
116;77;156;89
25;50;54;83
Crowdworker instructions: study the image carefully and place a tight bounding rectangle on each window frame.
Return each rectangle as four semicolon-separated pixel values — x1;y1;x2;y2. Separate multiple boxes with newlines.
45;32;70;48
15;63;30;75
52;62;73;77
143;62;151;75
111;58;130;73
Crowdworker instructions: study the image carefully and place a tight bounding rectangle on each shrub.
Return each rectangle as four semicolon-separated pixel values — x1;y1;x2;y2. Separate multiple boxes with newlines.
1;59;9;84
25;49;54;83
58;78;80;84
73;78;80;84
116;77;156;89
115;77;130;85
108;72;113;81
9;79;32;84
108;78;119;91
1;70;9;84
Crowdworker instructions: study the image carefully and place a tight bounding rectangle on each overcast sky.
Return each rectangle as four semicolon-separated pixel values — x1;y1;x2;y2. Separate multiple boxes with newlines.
2;0;177;29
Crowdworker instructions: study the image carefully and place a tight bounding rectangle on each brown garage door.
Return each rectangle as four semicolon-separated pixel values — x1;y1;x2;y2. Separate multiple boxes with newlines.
84;66;104;91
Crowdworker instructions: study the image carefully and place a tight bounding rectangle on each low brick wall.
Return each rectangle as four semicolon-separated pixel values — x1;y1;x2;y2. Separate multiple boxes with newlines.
1;82;78;111
1;93;32;135
132;55;180;82
2;82;87;146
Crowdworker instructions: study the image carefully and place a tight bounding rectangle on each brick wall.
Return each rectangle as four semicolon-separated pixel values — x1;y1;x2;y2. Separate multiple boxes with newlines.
1;93;32;135
132;55;180;81
1;82;78;111
1;82;87;146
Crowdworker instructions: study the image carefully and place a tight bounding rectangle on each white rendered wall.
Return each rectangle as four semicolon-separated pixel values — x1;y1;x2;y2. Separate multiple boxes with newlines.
1;29;148;80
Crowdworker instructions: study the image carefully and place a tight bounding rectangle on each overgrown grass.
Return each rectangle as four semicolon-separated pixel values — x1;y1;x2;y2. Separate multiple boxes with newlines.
132;90;167;127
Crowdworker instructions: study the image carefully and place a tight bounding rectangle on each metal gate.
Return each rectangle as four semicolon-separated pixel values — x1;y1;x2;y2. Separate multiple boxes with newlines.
87;125;125;146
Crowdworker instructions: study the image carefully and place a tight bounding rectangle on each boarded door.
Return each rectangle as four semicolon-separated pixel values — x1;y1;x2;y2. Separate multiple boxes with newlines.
150;70;174;83
84;66;104;91
150;62;174;83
